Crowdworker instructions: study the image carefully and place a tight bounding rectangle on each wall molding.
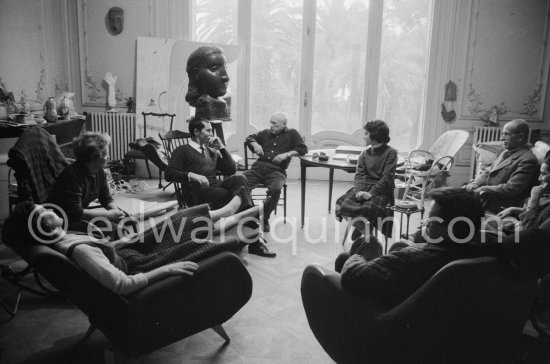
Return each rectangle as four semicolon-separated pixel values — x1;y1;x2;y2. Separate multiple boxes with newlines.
76;0;107;106
61;0;74;94
460;0;550;122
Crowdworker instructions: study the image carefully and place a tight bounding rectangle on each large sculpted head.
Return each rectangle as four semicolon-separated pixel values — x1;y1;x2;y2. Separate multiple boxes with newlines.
185;46;229;108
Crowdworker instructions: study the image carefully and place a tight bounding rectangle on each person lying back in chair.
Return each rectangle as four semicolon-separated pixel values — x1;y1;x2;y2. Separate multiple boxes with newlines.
3;196;261;295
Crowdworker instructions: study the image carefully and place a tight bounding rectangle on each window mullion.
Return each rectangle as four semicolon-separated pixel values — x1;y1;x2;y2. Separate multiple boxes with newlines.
298;0;316;145
362;0;384;123
237;0;252;153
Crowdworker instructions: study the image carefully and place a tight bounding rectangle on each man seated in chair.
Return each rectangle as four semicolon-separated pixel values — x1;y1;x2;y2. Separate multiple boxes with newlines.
465;119;539;214
164;116;275;258
165;116;251;210
243;112;308;231
335;188;485;307
336;187;550;308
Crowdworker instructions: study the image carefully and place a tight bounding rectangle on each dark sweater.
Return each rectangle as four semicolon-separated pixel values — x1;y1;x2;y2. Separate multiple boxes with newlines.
47;160;113;223
165;144;236;186
353;144;397;198
341;241;479;307
245;128;308;171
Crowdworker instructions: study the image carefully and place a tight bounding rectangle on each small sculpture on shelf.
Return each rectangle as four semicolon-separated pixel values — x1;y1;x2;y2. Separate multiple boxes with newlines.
43;97;58;123
104;72;118;112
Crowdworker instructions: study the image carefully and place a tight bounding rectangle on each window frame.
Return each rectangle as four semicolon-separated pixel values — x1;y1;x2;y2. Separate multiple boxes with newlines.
189;0;434;152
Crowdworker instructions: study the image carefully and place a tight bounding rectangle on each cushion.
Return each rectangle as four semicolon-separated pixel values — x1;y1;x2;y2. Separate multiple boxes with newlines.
532;141;550;165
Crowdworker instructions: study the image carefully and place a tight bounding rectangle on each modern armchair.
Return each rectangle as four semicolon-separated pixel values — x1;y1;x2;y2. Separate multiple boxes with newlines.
20;243;252;359
301;257;538;363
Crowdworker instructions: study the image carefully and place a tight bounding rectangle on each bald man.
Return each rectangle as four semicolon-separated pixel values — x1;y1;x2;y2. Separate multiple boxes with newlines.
465;119;539;214
244;112;307;235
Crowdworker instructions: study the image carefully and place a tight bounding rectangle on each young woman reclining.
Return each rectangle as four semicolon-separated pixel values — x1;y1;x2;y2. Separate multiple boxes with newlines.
2;198;261;295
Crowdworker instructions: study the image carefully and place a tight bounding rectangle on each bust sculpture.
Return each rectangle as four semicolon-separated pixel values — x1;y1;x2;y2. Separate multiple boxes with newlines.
186;46;231;142
106;7;124;35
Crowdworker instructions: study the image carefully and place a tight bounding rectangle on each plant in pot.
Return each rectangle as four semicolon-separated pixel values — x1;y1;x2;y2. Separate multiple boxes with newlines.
0;78;16;120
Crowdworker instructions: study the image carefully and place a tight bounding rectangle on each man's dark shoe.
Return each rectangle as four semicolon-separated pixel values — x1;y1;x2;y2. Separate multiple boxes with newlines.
248;239;276;258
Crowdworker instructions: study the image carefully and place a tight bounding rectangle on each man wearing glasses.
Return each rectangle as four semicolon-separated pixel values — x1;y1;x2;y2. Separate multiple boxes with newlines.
465;119;538;214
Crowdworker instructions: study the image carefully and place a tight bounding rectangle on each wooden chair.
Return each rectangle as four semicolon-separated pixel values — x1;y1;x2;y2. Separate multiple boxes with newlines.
124;112;175;181
159;130;193;207
243;142;287;223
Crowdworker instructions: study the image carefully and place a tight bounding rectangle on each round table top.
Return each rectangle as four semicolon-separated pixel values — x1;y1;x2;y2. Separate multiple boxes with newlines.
299;149;357;170
300;148;405;169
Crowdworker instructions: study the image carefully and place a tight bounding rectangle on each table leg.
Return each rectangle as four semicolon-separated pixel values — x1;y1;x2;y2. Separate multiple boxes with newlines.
399;212;404;238
328;168;334;213
301;163;306;228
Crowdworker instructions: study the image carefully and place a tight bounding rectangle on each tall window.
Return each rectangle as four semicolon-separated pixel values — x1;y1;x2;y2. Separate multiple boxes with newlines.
250;0;303;131
193;0;432;151
311;0;369;135
376;0;430;150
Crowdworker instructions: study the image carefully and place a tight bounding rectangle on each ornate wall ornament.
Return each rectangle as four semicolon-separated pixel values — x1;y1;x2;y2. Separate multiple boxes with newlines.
35;66;46;103
461;0;550;122
84;69;105;102
521;84;542;117
467;84;510;125
115;88;128;104
467;84;484;115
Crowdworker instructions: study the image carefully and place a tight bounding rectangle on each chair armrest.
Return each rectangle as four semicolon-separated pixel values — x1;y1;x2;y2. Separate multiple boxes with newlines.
301;264;396;363
122;252;252;356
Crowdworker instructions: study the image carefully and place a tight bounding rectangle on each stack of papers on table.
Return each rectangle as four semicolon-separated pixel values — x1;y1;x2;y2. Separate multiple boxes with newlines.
333;145;365;164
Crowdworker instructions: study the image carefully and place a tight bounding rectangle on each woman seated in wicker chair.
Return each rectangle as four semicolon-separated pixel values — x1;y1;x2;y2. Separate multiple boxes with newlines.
335;120;398;242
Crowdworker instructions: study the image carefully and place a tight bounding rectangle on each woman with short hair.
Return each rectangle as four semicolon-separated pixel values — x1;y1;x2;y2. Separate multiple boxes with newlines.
47;132;130;233
335;120;398;239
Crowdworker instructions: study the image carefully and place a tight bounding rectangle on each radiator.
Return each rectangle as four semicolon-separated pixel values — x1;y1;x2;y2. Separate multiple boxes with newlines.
473;126;502;145
470;126;502;179
86;112;136;161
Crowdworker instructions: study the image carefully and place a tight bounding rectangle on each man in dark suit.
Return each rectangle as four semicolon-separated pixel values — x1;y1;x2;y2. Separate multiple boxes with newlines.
465;119;539;214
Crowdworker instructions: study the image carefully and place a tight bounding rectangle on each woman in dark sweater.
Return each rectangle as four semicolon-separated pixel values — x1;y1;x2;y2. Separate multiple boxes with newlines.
47;132;131;234
335;120;398;238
